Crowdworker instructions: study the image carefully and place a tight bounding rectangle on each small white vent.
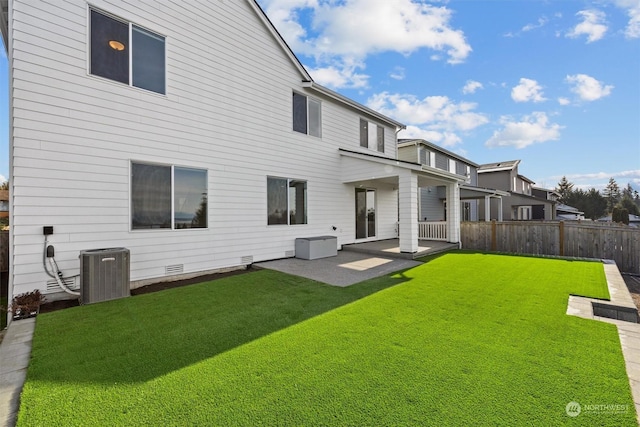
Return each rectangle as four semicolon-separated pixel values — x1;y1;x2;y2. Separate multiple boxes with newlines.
241;256;253;265
285;250;295;257
165;264;184;275
46;277;79;293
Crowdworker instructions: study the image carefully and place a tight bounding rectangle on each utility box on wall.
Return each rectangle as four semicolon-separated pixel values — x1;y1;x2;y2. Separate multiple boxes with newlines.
80;248;130;304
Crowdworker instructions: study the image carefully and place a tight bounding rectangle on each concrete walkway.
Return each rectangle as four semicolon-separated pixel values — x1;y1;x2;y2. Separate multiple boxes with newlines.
566;262;640;424
256;251;421;287
0;317;35;427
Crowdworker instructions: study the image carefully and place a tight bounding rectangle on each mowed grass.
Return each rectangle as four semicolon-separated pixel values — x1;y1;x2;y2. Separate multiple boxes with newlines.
18;253;637;426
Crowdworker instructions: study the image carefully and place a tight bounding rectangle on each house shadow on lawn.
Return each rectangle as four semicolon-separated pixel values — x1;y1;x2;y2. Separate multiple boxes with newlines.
28;267;413;385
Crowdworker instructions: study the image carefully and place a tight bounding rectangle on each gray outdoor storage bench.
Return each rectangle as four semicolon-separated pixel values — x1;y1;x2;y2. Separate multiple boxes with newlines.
294;236;338;260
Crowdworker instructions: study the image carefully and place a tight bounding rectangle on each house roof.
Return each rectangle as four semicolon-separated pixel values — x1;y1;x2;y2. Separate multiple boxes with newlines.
556;203;584;215
0;0;6;52
517;174;535;184
398;139;480;167
339;149;465;183
304;82;405;129
597;214;640;223
477;160;520;173
532;186;561;197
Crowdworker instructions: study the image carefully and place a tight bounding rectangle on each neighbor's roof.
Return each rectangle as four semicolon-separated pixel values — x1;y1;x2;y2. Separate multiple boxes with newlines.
556;204;584;214
478;160;520;173
398;139;480;168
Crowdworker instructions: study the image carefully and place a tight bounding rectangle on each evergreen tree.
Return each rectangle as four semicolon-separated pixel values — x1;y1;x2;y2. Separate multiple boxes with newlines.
602;178;621;212
554;176;574;204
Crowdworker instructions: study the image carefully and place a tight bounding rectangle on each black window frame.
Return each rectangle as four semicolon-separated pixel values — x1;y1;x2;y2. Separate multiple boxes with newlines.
292;92;321;137
131;161;208;230
267;176;308;226
90;8;166;95
359;118;384;153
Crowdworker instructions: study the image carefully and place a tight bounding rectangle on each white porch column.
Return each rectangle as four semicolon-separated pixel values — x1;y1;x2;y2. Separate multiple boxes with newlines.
446;182;461;243
484;195;491;221
398;171;419;253
498;197;503;221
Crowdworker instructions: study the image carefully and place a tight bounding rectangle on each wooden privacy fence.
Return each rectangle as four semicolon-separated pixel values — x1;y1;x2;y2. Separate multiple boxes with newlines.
460;221;640;274
0;230;7;273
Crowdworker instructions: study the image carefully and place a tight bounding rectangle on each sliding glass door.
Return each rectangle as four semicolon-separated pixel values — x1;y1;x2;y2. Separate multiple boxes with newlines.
355;188;376;239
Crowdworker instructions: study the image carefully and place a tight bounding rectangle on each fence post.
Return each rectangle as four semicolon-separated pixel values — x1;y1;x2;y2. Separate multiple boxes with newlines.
559;221;564;256
491;220;497;252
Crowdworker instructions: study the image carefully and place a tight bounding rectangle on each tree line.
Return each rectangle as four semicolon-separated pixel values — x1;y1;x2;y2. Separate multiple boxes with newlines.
555;176;640;223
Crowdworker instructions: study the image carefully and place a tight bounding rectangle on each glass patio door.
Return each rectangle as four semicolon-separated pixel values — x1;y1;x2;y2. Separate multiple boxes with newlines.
356;188;376;239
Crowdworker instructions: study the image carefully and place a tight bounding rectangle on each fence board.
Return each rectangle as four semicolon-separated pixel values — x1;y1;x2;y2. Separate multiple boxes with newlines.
460;221;640;274
0;231;7;272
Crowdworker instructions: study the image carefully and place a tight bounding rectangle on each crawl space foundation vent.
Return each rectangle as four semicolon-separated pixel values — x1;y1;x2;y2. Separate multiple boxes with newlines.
165;264;184;275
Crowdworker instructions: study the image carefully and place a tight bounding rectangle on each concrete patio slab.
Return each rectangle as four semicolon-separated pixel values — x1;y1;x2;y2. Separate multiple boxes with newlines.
255;250;421;287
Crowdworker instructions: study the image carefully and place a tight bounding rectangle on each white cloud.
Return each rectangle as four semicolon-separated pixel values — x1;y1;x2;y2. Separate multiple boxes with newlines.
485;112;562;149
522;17;548;32
390;66;406;80
462;80;483;94
612;0;640;38
0;175;6;183
260;0;471;88
558;97;571;106
368;92;488;147
305;60;369;88
511;78;547;103
566;9;608;42
565;74;613;101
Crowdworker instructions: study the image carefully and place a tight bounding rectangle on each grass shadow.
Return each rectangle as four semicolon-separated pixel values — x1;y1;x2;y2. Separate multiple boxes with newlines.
28;268;411;385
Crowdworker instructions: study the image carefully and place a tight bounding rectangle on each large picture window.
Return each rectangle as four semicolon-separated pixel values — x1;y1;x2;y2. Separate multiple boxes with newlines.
293;92;321;137
267;177;307;225
90;8;166;94
132;162;207;230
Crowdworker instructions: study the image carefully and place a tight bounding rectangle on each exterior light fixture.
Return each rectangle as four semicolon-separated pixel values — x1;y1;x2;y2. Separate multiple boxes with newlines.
109;40;125;51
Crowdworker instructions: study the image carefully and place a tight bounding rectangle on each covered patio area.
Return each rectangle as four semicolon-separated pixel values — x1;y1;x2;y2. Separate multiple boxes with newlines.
340;148;466;254
342;238;459;260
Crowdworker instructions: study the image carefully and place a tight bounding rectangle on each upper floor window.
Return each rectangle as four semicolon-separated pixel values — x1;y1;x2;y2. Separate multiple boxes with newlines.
267;177;307;225
131;162;207;230
90;8;166;94
293;93;321;137
359;119;384;152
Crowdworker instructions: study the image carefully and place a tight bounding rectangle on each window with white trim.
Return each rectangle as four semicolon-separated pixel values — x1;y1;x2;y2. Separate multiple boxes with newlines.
267;177;307;225
90;8;166;94
131;162;207;229
359;119;384;152
293;92;321;137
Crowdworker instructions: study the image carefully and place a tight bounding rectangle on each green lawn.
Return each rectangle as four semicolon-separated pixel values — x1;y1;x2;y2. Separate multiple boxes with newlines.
17;253;637;426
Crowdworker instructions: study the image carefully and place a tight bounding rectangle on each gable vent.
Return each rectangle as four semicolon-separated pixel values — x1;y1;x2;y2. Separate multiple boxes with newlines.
241;256;253;265
46;277;79;293
165;264;184;275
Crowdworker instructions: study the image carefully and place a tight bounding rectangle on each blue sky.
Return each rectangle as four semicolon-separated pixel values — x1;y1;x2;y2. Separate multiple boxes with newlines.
0;1;638;192
258;0;640;191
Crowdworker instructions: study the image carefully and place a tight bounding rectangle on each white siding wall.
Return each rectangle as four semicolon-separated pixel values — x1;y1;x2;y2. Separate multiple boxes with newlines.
9;0;400;296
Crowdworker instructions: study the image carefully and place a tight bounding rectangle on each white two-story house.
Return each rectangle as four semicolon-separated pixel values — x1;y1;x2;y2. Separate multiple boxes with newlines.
1;0;465;307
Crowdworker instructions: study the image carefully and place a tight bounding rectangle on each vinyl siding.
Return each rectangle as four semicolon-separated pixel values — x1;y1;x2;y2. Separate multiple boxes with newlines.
9;0;400;296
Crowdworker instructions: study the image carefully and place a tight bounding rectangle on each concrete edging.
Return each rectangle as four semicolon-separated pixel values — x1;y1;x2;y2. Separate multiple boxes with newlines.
566;261;640;425
0;317;35;427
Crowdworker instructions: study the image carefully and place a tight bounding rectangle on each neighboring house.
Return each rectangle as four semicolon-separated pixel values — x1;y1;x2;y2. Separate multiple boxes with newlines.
477;160;555;221
1;0;465;305
597;214;640;227
555;204;585;221
398;139;509;223
0;190;7;219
